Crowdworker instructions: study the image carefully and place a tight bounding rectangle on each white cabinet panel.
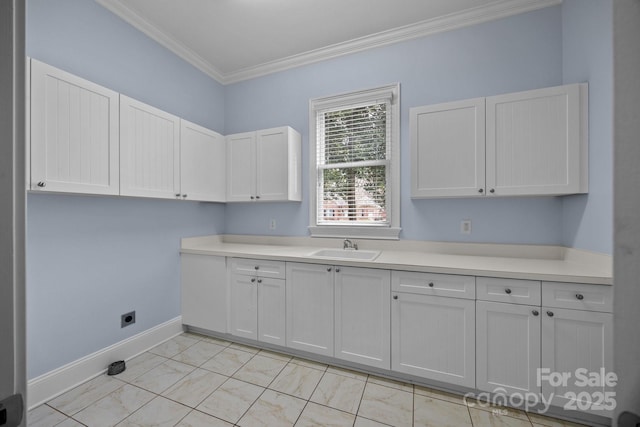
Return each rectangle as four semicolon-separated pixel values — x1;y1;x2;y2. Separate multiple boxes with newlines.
228;258;286;345
541;308;613;412
410;84;587;198
410;98;485;198
476;277;541;306
258;277;286;346
286;262;334;356
476;301;541;396
229;272;259;340
180;120;226;202
391;293;475;387
392;270;475;299
486;84;588;196
226;132;256;202
335;267;391;369
181;254;227;334
30;59;119;194
227;126;301;202
120;95;180;199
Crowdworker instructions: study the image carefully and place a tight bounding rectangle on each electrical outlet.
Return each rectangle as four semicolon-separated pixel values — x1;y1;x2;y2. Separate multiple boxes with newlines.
460;220;472;234
121;311;135;328
269;219;276;230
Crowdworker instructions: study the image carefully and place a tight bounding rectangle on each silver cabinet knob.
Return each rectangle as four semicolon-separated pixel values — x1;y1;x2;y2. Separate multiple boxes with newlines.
251;278;256;283
428;282;434;287
478;188;484;193
257;279;262;284
250;196;255;200
327;267;332;272
393;295;398;300
37;181;46;188
175;193;181;197
335;268;341;273
576;294;584;300
532;310;539;316
254;266;259;270
547;311;554;317
505;288;512;294
182;194;187;198
256;195;260;199
490;188;495;193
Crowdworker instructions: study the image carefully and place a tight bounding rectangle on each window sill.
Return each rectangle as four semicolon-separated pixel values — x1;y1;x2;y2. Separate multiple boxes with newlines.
308;225;401;240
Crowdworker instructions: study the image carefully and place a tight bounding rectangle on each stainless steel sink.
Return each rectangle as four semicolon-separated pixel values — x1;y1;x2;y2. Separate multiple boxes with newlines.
309;248;380;261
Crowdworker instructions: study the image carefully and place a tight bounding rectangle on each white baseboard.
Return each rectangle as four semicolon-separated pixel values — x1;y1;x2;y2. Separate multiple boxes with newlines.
27;316;184;410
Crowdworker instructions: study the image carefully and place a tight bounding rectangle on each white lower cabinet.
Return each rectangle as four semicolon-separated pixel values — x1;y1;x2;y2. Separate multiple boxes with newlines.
391;278;476;387
476;301;541;396
180;254;227;333
540;281;614;413
334;267;391;369
228;259;286;345
285;263;334;356
476;277;542;396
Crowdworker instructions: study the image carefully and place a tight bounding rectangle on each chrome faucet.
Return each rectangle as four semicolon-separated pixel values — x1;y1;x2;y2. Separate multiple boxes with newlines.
343;239;358;250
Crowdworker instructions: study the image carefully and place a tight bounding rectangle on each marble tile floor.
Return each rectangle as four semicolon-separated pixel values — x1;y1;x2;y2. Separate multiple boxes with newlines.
29;333;591;427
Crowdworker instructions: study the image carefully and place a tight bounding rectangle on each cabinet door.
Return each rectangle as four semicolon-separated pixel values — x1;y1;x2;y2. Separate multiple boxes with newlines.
181;254;227;333
229;273;258;340
256;127;301;201
30;59;119;194
286;263;334;356
392;293;475;387
476;301;541;396
258;278;286;346
335;267;390;369
120;95;180;199
486;84;588;196
226;132;256;202
180;120;226;202
541;308;613;413
410;98;485;198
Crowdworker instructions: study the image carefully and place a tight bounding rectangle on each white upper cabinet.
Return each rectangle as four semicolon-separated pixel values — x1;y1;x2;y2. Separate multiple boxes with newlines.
486;84;588;196
410;98;485;198
180;120;226;202
30;59;119;194
227;126;301;202
120;95;180;199
410;83;588;198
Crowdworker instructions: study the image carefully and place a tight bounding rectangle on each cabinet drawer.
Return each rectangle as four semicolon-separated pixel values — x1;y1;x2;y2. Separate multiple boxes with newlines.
230;258;286;279
391;271;475;299
476;277;541;305
542;282;612;313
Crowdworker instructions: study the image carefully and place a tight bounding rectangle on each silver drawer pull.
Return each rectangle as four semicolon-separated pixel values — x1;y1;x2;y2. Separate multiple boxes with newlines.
505;288;512;294
576;294;584;300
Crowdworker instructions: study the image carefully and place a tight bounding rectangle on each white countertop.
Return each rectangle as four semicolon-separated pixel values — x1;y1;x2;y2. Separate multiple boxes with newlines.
181;235;612;285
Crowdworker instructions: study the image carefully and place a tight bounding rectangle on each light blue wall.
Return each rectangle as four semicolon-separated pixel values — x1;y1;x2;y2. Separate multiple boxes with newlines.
225;6;565;244
26;0;226;379
561;0;613;254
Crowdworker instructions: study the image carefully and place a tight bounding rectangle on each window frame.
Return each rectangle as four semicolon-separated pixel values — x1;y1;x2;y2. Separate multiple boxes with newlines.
309;83;401;239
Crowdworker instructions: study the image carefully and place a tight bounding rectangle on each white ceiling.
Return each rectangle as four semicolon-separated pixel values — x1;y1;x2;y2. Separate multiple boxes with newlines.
97;0;560;84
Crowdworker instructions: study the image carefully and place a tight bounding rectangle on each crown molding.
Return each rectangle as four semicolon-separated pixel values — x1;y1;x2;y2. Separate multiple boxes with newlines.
96;0;226;82
96;0;561;85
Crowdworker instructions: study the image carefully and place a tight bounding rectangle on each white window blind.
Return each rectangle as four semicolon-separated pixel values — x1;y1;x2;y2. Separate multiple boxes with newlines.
316;97;391;225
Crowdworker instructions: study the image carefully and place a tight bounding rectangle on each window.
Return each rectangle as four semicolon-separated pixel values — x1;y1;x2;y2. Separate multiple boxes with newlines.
309;84;400;239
